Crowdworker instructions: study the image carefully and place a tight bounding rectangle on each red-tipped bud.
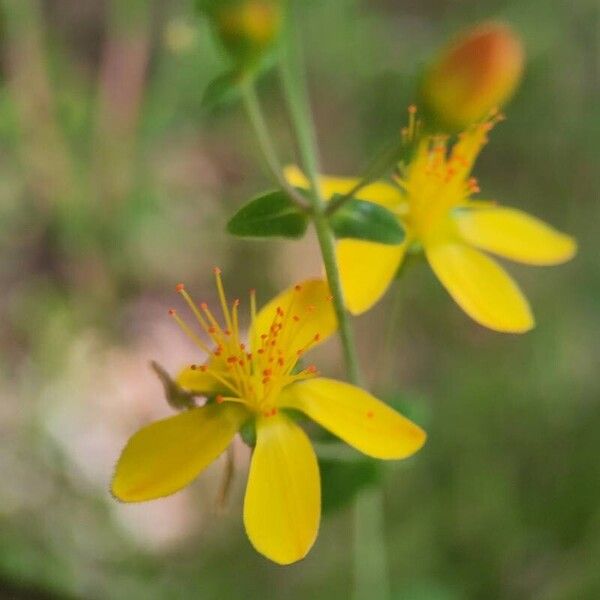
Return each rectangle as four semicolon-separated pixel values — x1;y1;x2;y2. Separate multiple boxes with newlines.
420;22;524;132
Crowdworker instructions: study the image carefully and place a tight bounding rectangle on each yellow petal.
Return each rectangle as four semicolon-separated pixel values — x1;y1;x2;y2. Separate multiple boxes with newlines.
426;241;534;333
252;278;337;350
455;206;577;266
111;404;247;502
337;239;406;315
284;164;403;210
176;360;232;396
280;378;426;460
244;413;320;565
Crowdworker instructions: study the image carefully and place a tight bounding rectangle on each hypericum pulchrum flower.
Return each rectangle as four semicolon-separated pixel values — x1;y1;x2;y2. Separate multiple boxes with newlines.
285;110;577;333
111;270;426;564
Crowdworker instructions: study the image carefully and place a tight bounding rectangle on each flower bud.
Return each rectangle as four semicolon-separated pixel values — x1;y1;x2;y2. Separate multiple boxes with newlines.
420;22;524;132
200;0;282;70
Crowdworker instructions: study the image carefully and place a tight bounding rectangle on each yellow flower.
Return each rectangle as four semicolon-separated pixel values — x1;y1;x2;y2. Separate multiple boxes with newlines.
111;270;426;564
285;113;577;333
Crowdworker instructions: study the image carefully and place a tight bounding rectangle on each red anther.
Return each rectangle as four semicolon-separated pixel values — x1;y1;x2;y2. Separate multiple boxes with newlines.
258;349;265;354
314;333;321;342
271;340;277;346
276;306;284;316
175;283;185;292
190;364;197;370
246;353;253;360
278;357;285;366
238;359;245;367
213;266;222;275
263;369;272;376
208;326;216;334
306;365;317;374
214;350;222;356
200;302;208;310
224;329;231;336
227;356;237;364
200;365;208;372
216;395;224;404
262;377;270;385
366;410;374;419
270;408;278;416
293;315;300;322
260;334;268;340
294;284;302;291
168;308;176;316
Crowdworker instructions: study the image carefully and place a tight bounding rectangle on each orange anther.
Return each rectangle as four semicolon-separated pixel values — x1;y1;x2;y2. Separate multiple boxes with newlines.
168;309;176;316
366;410;374;419
314;333;321;342
294;284;302;291
190;364;197;370
263;369;272;376
199;365;208;372
293;315;300;322
175;283;185;292
213;266;222;275
216;395;224;404
200;302;208;310
408;104;417;114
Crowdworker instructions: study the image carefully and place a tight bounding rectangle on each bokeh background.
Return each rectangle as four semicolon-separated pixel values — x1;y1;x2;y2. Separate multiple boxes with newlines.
0;1;598;598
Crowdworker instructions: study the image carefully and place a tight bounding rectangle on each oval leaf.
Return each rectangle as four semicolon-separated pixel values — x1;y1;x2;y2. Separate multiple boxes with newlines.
329;197;405;244
227;191;308;239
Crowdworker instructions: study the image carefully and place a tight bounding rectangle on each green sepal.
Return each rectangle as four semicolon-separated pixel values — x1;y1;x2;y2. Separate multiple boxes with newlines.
227;190;308;239
329;197;405;245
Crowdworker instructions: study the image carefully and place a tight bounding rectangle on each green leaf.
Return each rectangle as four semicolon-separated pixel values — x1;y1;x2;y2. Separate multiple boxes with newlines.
329;197;405;244
227;190;308;239
201;71;241;110
320;456;382;515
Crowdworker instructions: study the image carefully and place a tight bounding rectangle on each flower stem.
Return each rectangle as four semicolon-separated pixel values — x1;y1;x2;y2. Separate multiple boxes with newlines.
354;486;391;600
278;10;362;386
240;78;308;210
277;8;389;600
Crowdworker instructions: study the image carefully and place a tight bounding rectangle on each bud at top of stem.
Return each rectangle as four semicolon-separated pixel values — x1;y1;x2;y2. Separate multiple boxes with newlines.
199;0;283;71
420;22;524;133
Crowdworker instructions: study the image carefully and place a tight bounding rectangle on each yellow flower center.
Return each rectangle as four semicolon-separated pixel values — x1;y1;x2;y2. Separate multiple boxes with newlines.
396;109;503;243
169;269;321;416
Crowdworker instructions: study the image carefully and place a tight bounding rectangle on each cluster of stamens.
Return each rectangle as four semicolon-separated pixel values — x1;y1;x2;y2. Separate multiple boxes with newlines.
395;107;504;236
169;269;322;417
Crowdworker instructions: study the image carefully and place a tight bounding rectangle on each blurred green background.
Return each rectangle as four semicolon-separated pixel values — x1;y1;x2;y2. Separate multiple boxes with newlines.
0;0;598;598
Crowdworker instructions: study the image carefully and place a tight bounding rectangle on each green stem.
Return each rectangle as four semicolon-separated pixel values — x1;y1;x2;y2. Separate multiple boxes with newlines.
278;10;361;385
277;10;389;600
240;79;308;210
353;486;391;600
326;137;403;216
